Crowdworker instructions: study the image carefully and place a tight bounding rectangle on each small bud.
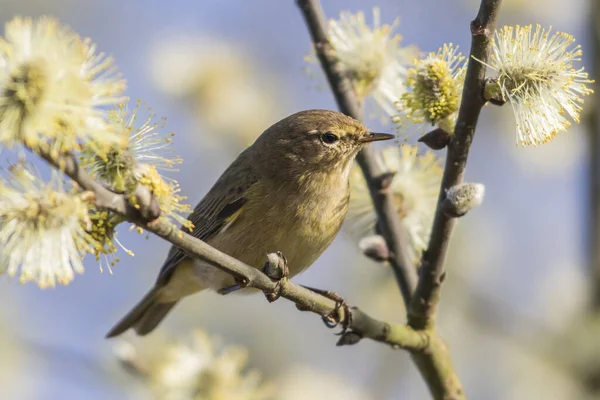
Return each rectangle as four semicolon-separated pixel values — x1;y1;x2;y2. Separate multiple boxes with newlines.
336;331;362;346
131;184;161;221
418;128;451;150
358;235;390;262
442;183;485;217
262;251;288;280
483;79;506;106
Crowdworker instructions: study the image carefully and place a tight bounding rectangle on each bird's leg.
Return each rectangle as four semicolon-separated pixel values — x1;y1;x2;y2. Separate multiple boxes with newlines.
261;252;289;303
218;276;249;295
300;285;353;333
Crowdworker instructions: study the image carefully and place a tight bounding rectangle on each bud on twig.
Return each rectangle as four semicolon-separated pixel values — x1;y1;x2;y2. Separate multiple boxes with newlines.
336;331;362;346
262;251;288;280
129;184;161;221
441;183;485;217
358;235;390;262
418;128;451;150
262;252;289;303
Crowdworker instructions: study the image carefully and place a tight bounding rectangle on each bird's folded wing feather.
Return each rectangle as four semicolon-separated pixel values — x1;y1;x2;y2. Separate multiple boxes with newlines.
155;161;259;286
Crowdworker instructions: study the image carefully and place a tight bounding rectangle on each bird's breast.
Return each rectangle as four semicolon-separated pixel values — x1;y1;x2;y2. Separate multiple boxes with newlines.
209;179;350;278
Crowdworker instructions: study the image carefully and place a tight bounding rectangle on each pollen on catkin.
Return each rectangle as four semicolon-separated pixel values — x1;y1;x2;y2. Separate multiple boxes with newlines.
0;165;93;288
113;330;274;400
0;16;126;156
397;43;466;134
488;25;594;146
85;209;134;274
347;145;442;263
305;8;416;121
81;101;182;193
136;164;193;231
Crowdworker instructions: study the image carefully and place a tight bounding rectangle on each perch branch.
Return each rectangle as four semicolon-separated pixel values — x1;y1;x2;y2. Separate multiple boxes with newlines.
40;151;428;352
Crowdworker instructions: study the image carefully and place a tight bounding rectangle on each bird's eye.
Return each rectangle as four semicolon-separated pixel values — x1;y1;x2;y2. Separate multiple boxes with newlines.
321;132;339;144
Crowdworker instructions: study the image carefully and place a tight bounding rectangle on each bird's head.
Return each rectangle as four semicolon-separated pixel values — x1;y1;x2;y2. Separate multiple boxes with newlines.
254;109;394;176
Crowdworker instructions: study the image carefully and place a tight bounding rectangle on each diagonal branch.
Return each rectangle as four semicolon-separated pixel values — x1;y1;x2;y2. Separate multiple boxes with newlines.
296;0;418;306
407;0;503;331
40;151;428;352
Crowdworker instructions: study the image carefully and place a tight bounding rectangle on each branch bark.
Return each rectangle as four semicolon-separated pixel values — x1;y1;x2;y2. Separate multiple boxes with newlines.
41;151;428;352
407;2;502;397
407;0;502;330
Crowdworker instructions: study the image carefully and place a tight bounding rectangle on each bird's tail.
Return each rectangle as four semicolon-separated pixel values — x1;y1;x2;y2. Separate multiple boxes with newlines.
105;286;177;338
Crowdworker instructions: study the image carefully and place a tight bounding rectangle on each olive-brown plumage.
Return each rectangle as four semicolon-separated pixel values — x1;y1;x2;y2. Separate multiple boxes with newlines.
106;109;394;337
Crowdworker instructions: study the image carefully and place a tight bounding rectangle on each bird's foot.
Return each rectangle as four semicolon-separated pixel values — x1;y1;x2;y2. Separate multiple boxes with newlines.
301;285;353;333
218;276;249;295
261;252;289;303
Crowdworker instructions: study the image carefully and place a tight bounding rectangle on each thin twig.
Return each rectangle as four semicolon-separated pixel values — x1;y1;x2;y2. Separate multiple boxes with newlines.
407;2;504;395
40;150;428;352
407;0;503;331
296;0;418;305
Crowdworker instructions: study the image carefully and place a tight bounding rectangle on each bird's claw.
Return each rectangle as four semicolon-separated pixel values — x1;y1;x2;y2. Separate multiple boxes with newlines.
324;295;353;334
262;251;289;303
301;285;352;334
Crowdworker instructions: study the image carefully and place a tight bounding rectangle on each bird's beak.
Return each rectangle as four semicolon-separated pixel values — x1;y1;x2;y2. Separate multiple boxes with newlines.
360;132;396;143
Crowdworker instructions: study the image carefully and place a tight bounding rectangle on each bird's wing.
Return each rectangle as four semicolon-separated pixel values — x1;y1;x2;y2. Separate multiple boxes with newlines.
155;162;259;286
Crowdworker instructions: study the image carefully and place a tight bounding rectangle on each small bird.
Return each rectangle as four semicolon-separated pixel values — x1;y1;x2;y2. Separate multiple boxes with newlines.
106;109;394;337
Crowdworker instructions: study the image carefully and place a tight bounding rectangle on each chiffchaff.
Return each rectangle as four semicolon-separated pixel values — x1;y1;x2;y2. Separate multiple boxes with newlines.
106;109;394;337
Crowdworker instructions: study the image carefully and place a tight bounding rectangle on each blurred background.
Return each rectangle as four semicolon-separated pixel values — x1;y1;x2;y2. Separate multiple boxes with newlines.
0;0;597;399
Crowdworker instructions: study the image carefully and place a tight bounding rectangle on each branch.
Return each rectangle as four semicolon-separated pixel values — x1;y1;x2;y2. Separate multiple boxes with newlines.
38;153;161;221
407;0;502;330
296;0;418;306
41;151;428;352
